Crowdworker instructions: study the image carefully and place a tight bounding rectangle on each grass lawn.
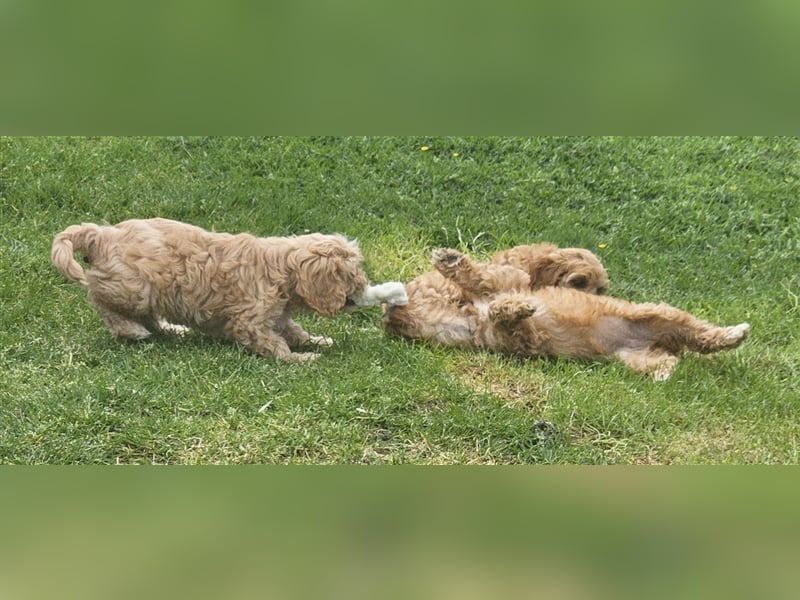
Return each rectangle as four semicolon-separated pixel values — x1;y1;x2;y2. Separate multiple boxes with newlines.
1;136;798;464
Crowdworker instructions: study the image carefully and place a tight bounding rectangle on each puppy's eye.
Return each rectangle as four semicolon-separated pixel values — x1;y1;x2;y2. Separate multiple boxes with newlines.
568;275;588;289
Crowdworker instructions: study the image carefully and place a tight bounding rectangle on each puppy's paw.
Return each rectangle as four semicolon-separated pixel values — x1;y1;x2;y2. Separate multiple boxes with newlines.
725;322;750;346
285;352;321;363
431;248;464;267
651;358;678;382
158;320;190;336
488;297;537;322
111;323;153;341
308;335;334;347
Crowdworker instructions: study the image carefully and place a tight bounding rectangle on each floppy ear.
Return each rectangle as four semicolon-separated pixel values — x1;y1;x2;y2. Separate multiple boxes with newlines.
294;238;362;317
296;261;347;316
525;254;562;288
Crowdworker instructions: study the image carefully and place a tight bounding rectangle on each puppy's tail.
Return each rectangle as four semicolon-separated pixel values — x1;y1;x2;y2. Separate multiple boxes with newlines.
51;223;105;288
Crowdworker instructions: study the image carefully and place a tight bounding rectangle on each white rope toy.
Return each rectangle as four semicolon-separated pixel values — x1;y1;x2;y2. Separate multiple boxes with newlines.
352;282;408;307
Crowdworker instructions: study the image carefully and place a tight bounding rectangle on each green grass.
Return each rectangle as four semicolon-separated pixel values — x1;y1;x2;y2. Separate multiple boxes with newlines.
1;136;798;464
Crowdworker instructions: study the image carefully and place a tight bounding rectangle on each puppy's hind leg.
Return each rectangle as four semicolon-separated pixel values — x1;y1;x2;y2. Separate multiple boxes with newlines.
487;295;538;325
92;302;153;340
688;322;750;354
615;347;679;381
632;304;751;355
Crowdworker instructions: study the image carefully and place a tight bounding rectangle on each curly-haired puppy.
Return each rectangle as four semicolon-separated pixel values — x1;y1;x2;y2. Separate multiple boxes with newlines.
383;242;608;345
491;242;609;295
52;218;407;362
429;249;750;380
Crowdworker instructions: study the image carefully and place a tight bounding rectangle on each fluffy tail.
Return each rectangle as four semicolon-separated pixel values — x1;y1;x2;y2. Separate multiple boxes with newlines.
51;223;104;288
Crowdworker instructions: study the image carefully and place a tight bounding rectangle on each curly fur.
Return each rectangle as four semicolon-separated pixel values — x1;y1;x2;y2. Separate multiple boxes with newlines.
383;242;608;346
51;218;373;361
386;248;750;380
491;243;609;295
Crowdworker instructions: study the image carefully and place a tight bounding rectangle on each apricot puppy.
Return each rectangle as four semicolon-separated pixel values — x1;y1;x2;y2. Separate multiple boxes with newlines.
383;242;608;346
52;218;406;361
428;249;750;380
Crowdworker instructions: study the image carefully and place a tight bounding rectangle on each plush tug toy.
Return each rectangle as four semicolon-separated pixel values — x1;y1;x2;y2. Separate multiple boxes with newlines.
351;282;408;307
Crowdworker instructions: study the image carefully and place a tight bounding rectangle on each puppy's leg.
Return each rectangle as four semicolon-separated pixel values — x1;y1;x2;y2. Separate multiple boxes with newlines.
243;329;320;362
282;319;334;347
229;316;320;362
484;295;552;355
682;321;750;354
615;348;679;381
92;302;152;340
432;249;529;295
87;279;155;340
487;295;538;325
625;304;750;355
384;297;478;346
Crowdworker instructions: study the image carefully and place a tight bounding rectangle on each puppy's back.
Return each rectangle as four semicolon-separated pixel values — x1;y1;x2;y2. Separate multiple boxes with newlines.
491;243;558;270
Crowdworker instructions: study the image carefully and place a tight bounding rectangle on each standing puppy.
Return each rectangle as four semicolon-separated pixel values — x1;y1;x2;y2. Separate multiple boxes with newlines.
52;218;406;361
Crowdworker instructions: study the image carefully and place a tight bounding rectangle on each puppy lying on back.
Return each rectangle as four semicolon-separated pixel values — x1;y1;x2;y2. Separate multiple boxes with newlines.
383;242;608;345
52;218;407;362
427;248;749;380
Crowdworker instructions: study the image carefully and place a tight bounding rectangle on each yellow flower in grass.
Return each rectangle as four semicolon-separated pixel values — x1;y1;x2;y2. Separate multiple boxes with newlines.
598;243;608;249
420;145;430;152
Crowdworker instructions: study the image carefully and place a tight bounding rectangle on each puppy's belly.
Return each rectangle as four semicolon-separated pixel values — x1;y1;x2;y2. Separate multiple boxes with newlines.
432;320;475;346
429;300;485;346
592;316;652;353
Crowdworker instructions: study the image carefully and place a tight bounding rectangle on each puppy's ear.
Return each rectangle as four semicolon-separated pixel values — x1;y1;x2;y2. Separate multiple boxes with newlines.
294;256;346;317
525;254;560;288
294;238;363;317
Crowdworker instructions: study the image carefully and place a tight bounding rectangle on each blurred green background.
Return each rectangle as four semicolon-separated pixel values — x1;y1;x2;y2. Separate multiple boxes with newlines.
2;1;799;132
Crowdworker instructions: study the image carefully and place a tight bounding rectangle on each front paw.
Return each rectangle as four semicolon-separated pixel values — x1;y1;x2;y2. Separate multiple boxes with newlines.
285;352;321;362
308;335;334;347
431;248;465;270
